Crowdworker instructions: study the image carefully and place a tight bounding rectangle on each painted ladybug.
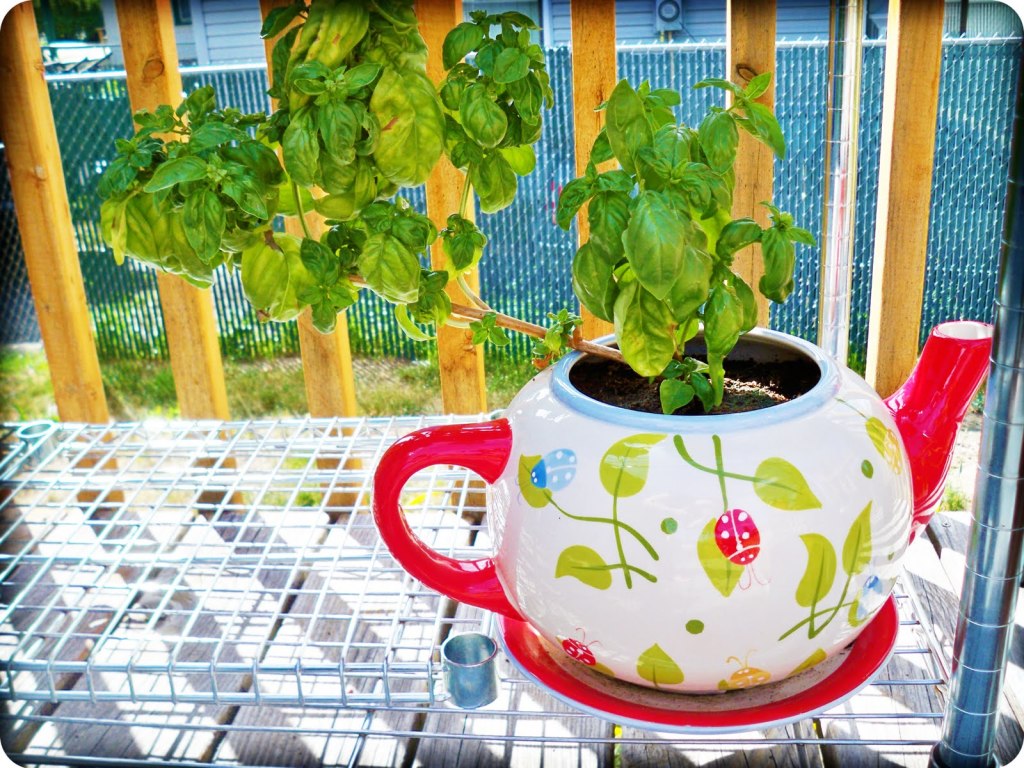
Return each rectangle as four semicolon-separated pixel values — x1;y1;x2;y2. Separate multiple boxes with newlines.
725;654;771;689
530;449;577;491
714;509;761;565
558;628;598;666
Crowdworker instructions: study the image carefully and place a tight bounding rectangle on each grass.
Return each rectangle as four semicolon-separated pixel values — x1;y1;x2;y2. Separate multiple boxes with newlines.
1;345;538;422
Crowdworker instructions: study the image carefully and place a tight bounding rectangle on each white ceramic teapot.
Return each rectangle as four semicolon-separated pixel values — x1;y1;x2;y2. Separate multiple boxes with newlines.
373;323;990;692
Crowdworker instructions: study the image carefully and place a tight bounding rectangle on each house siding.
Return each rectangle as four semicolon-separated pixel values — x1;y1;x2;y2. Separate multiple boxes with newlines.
199;0;265;64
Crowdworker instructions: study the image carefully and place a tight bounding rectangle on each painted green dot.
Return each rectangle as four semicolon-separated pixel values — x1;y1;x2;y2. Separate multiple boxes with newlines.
861;459;874;478
661;518;678;534
685;619;704;635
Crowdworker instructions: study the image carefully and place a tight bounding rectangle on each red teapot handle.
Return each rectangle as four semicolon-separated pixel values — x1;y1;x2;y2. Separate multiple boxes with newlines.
372;419;523;620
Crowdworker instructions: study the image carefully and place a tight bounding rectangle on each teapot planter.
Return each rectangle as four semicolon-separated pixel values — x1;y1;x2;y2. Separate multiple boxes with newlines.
373;321;991;693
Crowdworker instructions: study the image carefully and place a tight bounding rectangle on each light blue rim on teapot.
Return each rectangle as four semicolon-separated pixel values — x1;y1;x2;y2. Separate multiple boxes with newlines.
550;328;841;434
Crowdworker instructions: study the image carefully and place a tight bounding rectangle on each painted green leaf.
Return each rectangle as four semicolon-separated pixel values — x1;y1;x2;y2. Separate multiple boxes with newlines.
842;502;873;576
593;661;616;678
518;454;549;508
555;546;613;590
599;434;666;498
796;534;837;608
697;517;743;597
791;648;827;676
848;598;866;627
636;643;684;687
866;417;903;474
753;458;822;510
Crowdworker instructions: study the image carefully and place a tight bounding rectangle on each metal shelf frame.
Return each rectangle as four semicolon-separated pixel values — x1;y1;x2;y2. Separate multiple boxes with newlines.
0;418;996;766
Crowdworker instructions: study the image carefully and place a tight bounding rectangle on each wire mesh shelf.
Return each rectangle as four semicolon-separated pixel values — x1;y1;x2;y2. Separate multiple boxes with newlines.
0;417;1004;766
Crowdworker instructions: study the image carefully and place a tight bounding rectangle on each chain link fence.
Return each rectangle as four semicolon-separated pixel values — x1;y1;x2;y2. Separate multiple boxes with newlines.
0;38;1019;364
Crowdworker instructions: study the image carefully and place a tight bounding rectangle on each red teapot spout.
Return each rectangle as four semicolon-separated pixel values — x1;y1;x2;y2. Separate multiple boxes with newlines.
884;321;993;534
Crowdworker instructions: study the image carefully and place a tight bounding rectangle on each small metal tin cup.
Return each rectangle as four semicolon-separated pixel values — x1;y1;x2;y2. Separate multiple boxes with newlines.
440;632;498;709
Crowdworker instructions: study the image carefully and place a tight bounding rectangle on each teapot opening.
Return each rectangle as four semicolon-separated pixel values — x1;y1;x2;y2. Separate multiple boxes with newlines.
567;331;824;417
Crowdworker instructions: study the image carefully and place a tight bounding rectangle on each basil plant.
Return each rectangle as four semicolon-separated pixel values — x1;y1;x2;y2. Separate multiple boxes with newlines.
557;74;815;413
98;0;556;346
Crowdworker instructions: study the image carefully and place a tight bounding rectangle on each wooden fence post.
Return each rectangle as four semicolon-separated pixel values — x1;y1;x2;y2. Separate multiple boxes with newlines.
865;0;944;397
258;0;358;418
570;0;617;341
0;4;110;424
420;0;488;414
727;0;776;327
115;0;230;419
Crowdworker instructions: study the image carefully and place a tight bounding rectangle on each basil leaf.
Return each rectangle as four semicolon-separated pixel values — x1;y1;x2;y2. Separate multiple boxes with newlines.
470;151;517;213
500;144;536;175
299;237;337;281
716;218;762;260
704;284;744;358
605;79;652;174
358;232;421;304
282;108;320;187
698;109;738;173
143;156;207;192
590;130;614;164
261;1;302;38
370;68;445;187
318;101;359;159
660;379;695;415
100;198;128;265
572;242;618;322
623;190;689;300
745;101;786;159
183;188;225;263
555;177;593;230
443;22;484;68
664;245;712;321
221;170;268;220
269;27;300;100
693;77;742;96
588;190;630;260
732;273;759;332
789;226;817;246
744;72;772;100
460;84;508;148
189;122;247;152
345;62;382;89
759;226;796;303
507;72;543;125
613;280;675;377
493;47;530;83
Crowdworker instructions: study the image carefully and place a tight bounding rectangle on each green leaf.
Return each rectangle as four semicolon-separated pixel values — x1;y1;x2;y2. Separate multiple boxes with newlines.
371;68;445;187
492;47;530;83
716;218;762;260
732;274;758;332
318;101;359;159
143;156;206;192
506;72;543;125
636;643;684;687
693;77;742;96
842;503;873;576
623;191;689;300
664;245;713;322
614;281;675;377
759;227;796;303
698;110;738;173
571;242;618;322
395;304;434;341
358;232;420;304
555;177;593;230
605;79;653;174
220;171;269;220
743;72;772;100
345;62;382;89
796;534;837;609
589;130;614;164
470;151;517;213
518;454;549;508
555;546;613;590
500;145;536;176
866;417;903;473
659;379;694;414
848;597;866;627
790;648;827;676
588;191;630;260
753;457;822;510
183;188;225;263
598;433;666;498
745;101;786;159
282;108;320;187
442;22;485;68
261;1;302;38
788;226;817;246
697;517;743;597
702;284;744;358
100;198;128;265
189;122;247;152
460;85;508;148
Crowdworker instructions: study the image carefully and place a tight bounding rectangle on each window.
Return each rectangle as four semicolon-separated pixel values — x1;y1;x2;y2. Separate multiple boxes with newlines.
172;0;193;26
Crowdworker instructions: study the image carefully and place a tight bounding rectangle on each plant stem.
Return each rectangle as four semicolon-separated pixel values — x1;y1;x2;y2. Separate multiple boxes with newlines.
611;471;632;588
457;274;492;311
292;182;314;241
459;178;472;219
448;302;625;364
